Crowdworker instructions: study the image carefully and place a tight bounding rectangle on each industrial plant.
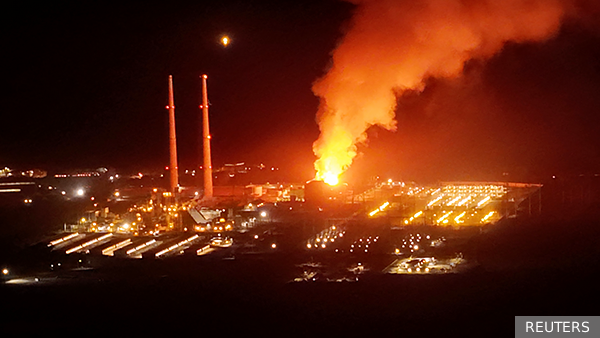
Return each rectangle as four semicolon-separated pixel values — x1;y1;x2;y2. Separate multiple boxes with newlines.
10;75;539;264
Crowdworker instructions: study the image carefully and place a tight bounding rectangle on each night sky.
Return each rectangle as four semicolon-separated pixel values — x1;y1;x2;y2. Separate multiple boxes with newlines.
3;0;600;183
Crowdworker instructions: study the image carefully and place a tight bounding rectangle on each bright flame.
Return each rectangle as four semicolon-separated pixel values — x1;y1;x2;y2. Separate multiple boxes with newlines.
314;130;352;185
322;172;339;186
312;0;579;181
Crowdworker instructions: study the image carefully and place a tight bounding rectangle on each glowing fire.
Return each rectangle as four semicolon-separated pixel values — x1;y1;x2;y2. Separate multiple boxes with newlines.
321;172;339;186
313;126;357;186
312;0;574;185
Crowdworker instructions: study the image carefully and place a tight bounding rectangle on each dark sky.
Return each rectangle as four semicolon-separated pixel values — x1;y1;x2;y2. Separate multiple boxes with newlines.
3;1;351;179
3;1;600;183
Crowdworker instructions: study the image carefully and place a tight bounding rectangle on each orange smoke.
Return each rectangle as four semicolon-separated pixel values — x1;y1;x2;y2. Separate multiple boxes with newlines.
312;0;580;185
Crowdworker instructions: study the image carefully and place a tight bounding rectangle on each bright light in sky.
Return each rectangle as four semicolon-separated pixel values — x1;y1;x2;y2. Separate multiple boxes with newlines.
221;35;230;46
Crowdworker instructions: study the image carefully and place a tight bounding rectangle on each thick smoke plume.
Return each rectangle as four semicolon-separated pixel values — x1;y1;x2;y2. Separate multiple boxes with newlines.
312;0;585;184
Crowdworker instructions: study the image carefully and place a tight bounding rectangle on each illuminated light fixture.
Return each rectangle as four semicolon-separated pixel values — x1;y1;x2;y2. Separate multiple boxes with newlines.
126;239;157;255
446;196;461;206
48;233;80;247
369;201;390;217
477;196;491;208
156;235;199;258
481;211;495;223
196;244;216;256
457;196;471;207
436;211;453;224
427;196;443;207
102;239;132;256
454;211;467;223
66;234;113;254
0;188;21;193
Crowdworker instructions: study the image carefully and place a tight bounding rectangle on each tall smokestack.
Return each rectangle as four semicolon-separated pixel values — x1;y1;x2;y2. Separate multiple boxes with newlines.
201;74;213;199
167;75;179;194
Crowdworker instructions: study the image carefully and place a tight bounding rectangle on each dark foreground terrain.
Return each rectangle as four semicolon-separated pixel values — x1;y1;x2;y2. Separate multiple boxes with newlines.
1;217;599;337
2;177;600;336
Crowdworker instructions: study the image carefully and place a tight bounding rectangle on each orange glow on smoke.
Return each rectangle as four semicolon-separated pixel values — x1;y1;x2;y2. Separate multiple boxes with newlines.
312;0;573;182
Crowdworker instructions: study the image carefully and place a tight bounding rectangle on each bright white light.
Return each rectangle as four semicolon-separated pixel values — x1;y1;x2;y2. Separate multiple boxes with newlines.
323;172;339;186
221;35;230;46
260;211;267;217
2;268;8;275
477;196;491;208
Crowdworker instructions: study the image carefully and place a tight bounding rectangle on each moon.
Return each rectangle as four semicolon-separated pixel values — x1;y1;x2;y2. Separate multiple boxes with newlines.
221;35;230;47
